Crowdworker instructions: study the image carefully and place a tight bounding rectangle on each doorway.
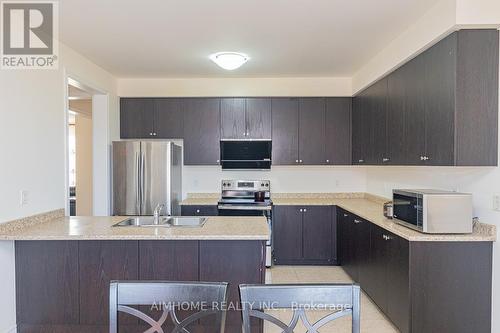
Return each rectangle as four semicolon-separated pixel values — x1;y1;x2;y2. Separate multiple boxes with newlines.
67;82;94;216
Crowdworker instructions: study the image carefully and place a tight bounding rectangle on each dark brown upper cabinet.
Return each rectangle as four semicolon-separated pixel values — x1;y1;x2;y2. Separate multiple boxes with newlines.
120;98;183;139
353;29;499;166
120;98;155;138
220;98;271;140
154;98;184;138
220;98;246;139
325;98;352;165
271;98;300;165
299;98;326;165
183;98;221;165
245;98;272;139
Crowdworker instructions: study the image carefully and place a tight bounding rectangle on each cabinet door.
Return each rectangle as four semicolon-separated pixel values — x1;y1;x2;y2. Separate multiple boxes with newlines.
154;98;184;138
424;32;456;166
183;98;221;165
302;206;332;261
366;78;388;165
387;67;407;165
273;205;303;262
352;93;369;165
181;205;218;216
405;55;426;165
339;211;357;280
246;98;272;139
272;98;299;165
325;98;351;165
354;217;371;285
79;241;139;325
366;225;388;312
221;98;246;139
120;98;154;138
299;98;326;165
386;233;410;333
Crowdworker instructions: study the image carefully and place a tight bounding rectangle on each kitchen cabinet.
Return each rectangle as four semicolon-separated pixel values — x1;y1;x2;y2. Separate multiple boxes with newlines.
325;98;352;165
273;205;303;262
271;98;300;165
351;92;370;165
180;205;218;216
273;205;335;264
120;98;183;139
353;29;499;166
386;64;408;165
154;98;184;138
298;98;326;165
221;98;246;139
221;98;272;140
183;98;221;165
302;206;333;261
79;241;139;325
16;240;265;333
120;98;155;138
246;98;272;139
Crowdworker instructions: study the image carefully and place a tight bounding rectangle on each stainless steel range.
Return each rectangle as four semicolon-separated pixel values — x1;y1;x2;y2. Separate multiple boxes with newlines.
217;180;273;267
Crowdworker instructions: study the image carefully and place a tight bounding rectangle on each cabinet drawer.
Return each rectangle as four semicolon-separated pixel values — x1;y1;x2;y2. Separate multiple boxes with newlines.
180;205;218;216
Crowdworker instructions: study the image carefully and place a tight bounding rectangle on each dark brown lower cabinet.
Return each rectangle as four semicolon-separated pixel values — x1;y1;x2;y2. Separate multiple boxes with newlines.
15;240;265;333
338;208;492;333
273;205;336;265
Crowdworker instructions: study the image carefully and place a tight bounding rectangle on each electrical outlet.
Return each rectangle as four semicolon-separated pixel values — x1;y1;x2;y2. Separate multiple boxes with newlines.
493;194;500;212
20;190;28;206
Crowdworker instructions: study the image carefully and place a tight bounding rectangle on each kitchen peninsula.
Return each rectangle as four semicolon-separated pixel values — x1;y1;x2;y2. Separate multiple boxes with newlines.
0;213;269;333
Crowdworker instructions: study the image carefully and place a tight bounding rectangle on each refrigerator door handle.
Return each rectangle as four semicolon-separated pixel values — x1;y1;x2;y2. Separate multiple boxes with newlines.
135;151;140;213
140;151;146;214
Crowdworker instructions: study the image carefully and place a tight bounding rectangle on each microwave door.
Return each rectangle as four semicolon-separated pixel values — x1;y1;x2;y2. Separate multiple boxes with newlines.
393;193;420;229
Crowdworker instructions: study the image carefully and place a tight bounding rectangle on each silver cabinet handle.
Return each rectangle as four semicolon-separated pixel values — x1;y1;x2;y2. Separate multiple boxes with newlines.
354;219;361;224
303;208;307;212
420;156;425;161
149;132;153;136
216;159;220;163
299;160;303;163
299;209;303;212
295;159;299;163
382;158;389;162
326;159;330;163
358;159;364;163
196;209;200;213
424;156;430;161
343;214;348;217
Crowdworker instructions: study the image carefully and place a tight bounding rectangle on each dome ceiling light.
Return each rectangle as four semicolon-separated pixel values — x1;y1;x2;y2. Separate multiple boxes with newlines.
209;52;250;70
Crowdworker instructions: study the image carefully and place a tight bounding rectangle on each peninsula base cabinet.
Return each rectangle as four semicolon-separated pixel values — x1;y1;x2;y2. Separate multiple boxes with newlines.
15;240;265;333
337;208;492;333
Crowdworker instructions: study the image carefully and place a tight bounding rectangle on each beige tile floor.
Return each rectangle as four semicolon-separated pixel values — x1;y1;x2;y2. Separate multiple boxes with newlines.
264;266;399;333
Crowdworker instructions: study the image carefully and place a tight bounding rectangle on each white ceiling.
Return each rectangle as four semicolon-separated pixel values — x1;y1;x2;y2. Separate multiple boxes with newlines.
60;0;437;78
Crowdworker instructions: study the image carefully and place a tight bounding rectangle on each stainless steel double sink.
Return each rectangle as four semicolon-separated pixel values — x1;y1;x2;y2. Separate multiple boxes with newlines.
113;216;207;228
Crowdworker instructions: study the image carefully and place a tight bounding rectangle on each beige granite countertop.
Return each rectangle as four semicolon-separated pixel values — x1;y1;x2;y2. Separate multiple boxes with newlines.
273;196;496;242
0;214;270;241
180;193;219;206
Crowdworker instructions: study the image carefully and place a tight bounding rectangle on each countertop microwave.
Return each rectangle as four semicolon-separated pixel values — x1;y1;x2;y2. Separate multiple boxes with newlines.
392;189;473;234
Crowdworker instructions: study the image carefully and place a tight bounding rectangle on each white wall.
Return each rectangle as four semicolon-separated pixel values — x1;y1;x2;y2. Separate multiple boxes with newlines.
183;166;366;194
118;77;352;97
0;42;118;332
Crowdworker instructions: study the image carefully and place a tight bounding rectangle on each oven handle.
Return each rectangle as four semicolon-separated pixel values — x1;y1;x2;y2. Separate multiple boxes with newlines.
218;205;273;211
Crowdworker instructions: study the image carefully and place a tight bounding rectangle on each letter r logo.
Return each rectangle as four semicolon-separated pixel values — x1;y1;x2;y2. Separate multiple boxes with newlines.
2;2;53;55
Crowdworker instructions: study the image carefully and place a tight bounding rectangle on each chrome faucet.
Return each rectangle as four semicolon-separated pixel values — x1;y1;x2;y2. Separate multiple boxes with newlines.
153;204;165;225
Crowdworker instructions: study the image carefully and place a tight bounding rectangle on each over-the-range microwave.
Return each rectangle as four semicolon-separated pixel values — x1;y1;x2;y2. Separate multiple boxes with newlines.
392;189;473;234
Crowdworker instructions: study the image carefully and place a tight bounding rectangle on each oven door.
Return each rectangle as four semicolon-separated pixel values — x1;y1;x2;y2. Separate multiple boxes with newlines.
393;190;423;230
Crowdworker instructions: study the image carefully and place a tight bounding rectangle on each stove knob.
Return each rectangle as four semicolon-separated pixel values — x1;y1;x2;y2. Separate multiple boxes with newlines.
261;183;265;187
265;183;269;187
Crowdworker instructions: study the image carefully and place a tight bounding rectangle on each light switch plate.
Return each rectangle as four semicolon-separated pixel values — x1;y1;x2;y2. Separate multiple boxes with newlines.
20;190;28;206
493;194;500;211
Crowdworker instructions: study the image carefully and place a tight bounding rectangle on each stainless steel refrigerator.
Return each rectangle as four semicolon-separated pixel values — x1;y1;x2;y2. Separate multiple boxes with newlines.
112;141;182;216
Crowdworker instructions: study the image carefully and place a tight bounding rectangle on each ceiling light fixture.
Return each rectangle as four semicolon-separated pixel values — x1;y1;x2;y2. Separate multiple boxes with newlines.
209;52;250;70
